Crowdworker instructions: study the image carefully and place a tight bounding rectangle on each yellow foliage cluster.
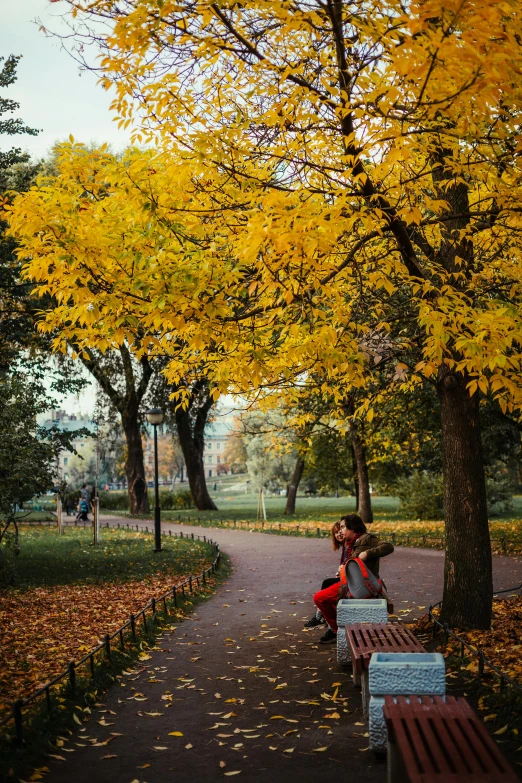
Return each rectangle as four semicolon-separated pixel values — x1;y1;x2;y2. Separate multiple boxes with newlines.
6;0;522;417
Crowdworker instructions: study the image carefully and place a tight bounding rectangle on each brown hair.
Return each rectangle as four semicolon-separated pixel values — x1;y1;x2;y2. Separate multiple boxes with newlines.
340;513;367;535
331;521;342;550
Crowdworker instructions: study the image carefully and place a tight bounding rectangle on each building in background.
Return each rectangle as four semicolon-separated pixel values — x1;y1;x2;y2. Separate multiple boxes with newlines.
142;407;238;483
40;410;96;484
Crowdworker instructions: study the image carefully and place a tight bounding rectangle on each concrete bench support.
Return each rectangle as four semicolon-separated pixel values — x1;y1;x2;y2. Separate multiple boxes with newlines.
368;652;445;753
336;599;388;666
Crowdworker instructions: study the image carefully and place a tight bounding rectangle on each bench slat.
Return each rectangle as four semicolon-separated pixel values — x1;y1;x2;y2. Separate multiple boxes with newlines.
384;696;519;782
346;623;426;674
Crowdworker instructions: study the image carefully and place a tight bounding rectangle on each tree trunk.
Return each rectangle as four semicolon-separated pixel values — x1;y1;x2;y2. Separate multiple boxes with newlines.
438;369;492;629
350;425;373;524
175;407;217;511
122;411;150;515
284;454;305;515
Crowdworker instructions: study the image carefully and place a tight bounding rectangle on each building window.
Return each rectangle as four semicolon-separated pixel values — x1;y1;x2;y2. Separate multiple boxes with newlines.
208;442;212;449
208;469;212;477
63;457;68;465
217;442;221;450
217;456;221;464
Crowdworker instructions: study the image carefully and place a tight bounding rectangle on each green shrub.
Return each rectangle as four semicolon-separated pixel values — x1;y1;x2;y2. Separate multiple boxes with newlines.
159;489;194;510
99;489;194;512
395;472;444;520
486;472;514;515
98;491;129;510
395;469;515;520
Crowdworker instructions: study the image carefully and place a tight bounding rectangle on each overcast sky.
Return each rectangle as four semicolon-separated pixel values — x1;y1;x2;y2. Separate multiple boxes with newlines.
0;1;134;413
1;0;132;160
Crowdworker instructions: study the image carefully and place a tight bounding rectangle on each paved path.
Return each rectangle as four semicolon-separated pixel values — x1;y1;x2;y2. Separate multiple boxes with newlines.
44;518;522;783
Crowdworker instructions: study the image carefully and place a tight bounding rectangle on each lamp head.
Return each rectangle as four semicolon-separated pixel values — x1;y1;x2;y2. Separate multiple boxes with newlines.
146;408;164;426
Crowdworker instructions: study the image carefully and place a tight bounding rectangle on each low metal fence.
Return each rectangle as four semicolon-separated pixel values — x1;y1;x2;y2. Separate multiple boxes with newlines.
0;524;221;745
428;582;522;697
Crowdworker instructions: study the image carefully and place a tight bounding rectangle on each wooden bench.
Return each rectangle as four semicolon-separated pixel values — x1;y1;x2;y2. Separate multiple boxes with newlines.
346;623;426;714
383;695;519;782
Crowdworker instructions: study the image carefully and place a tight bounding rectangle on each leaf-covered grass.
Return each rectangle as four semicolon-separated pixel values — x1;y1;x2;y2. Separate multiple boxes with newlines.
0;526;218;715
11;524;212;588
110;510;522;554
414;596;522;769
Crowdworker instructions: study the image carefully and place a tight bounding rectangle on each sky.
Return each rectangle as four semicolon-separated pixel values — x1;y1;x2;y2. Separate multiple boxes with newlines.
0;0;132;160
1;0;134;413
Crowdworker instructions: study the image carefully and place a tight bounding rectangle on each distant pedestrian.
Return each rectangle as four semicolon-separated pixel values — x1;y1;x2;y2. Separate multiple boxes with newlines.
76;483;90;523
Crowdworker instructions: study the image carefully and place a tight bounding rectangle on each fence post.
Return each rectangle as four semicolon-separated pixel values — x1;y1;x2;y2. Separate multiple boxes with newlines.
13;699;23;745
130;613;136;641
443;623;449;646
172;586;177;607
478;649;485;677
500;537;507;554
202;570;206;587
429;607;437;639
189;576;193;593
104;634;112;663
191;532;194;540
316;527;321;537
391;533;396;545
68;661;76;693
152;597;157;621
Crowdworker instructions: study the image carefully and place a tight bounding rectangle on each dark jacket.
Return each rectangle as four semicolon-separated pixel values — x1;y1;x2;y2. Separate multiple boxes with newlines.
351;533;393;577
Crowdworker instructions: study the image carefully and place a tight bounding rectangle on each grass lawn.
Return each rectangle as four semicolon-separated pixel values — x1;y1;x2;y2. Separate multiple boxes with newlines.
143;492;522;552
0;525;217;715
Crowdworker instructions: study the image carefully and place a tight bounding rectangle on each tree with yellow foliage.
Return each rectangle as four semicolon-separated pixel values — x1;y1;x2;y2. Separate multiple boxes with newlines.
10;0;522;628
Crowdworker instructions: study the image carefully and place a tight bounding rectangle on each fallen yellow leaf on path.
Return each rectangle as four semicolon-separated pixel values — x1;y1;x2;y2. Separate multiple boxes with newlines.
168;731;183;736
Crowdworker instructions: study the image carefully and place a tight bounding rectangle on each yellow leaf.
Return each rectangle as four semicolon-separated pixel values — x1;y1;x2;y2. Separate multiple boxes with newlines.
168;731;184;736
494;725;508;735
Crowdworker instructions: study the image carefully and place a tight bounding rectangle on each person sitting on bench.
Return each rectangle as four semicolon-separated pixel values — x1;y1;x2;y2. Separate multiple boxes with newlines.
304;521;346;628
313;514;394;644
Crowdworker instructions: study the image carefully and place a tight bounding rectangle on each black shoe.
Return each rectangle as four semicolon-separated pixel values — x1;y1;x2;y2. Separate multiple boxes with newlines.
319;628;337;644
304;615;324;628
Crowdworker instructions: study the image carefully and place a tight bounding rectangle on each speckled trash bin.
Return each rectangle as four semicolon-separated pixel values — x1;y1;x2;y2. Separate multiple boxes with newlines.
336;599;388;667
368;652;446;753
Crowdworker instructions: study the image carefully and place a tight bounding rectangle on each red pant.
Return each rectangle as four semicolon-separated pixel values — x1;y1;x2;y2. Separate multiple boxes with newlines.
313;581;341;632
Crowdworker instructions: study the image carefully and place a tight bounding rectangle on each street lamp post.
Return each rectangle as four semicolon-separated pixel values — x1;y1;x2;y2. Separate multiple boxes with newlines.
146;408;164;552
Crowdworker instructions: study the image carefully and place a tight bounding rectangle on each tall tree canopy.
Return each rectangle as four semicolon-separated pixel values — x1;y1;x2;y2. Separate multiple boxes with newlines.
9;1;522;627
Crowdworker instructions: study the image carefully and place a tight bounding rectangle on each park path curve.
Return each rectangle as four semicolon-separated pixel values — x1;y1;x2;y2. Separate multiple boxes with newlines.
43;517;522;783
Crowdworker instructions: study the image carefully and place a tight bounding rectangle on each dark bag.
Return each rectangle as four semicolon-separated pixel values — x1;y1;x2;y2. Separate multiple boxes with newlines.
338;557;383;599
